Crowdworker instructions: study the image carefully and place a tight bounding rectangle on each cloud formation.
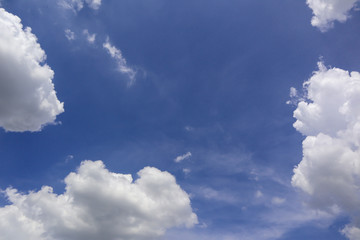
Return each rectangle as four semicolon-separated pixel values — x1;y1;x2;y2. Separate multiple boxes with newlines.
82;29;95;44
65;29;75;41
291;62;360;239
59;0;102;11
0;8;64;132
174;152;192;163
103;38;136;85
306;0;359;31
0;160;198;240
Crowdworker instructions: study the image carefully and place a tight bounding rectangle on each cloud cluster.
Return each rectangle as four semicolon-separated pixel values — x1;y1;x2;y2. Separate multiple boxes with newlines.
59;0;102;11
65;29;75;41
291;62;360;239
306;0;359;31
0;8;64;132
0;160;198;240
103;38;136;85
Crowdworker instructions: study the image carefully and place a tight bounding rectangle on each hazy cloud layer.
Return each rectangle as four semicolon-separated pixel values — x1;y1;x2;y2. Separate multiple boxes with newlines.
0;160;197;240
0;8;64;132
291;62;360;239
306;0;359;31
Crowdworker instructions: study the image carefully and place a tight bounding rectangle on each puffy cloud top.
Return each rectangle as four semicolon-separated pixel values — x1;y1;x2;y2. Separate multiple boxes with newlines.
291;62;360;239
0;160;198;240
0;8;64;132
306;0;359;31
293;62;360;138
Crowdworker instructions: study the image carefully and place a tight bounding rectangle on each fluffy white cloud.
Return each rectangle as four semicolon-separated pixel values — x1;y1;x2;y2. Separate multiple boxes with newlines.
306;0;359;31
103;38;136;85
291;62;360;239
293;62;360;138
174;152;192;163
0;8;64;132
59;0;101;11
0;160;198;240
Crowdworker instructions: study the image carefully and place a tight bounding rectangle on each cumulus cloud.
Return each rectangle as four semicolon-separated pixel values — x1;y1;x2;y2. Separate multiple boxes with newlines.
0;8;64;132
174;152;192;163
82;29;95;44
103;38;136;85
59;0;101;11
291;62;360;239
0;160;198;240
306;0;359;31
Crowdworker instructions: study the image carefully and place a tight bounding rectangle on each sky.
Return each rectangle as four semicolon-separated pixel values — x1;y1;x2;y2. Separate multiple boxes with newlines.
1;0;360;239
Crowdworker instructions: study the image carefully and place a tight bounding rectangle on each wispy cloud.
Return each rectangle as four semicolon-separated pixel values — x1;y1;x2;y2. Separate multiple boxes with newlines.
103;38;136;85
65;29;75;41
59;0;102;12
271;197;286;205
174;152;192;163
83;29;95;44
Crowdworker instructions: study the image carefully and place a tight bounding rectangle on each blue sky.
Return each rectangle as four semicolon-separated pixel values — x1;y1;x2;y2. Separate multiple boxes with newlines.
1;0;360;239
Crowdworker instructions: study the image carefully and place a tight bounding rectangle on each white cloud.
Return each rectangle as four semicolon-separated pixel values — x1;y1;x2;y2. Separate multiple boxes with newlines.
65;29;75;41
0;8;64;132
103;38;136;85
184;126;194;131
342;226;360;240
293;62;360;137
82;29;95;44
291;62;360;239
289;87;297;98
195;187;237;203
255;190;263;198
271;197;286;205
65;155;74;163
165;202;334;240
286;87;303;105
174;152;192;163
306;0;359;32
59;0;101;11
0;160;198;240
84;0;101;10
